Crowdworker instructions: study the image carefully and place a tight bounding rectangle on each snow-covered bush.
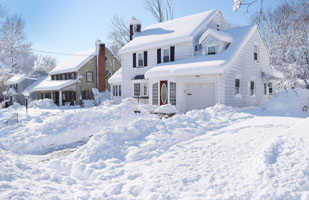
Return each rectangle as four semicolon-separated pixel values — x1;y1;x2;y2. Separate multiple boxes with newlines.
154;104;179;114
28;99;57;109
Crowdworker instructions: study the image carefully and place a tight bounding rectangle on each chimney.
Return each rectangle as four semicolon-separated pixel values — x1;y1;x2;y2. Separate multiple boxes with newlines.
95;40;106;92
129;16;142;41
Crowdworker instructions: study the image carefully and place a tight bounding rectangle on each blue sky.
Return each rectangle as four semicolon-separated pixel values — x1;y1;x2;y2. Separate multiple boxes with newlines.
1;0;275;62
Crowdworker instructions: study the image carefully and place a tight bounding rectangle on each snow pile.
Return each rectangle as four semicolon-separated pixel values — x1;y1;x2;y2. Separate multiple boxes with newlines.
262;88;309;117
8;102;22;110
28;99;58;109
154;104;179;114
91;88;110;105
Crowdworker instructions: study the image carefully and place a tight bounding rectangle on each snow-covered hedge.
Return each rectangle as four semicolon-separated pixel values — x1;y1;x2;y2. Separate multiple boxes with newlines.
29;99;58;109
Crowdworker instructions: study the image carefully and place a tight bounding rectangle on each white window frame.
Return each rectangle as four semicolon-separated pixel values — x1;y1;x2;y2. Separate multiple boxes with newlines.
250;81;256;96
144;83;148;96
264;83;267;95
137;52;144;67
152;82;159;105
235;75;241;98
163;48;170;63
207;46;216;55
86;71;93;82
134;83;141;96
268;82;273;95
170;82;176;105
254;44;259;62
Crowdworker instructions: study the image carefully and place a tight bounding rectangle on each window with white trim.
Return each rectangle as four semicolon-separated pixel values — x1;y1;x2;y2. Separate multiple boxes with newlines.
134;83;141;96
144;83;148;96
250;81;255;96
152;83;158;105
170;82;176;105
112;85;121;97
86;71;93;82
138;53;144;67
208;46;216;55
235;78;240;95
163;48;170;63
254;44;259;61
264;83;267;95
268;82;273;95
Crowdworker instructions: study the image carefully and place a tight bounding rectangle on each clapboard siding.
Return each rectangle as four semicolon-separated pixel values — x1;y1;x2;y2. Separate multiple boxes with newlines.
223;29;269;107
121;41;193;98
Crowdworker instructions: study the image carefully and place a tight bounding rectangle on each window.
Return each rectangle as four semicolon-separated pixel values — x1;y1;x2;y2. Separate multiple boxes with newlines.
81;90;90;99
134;83;140;96
268;82;273;94
235;79;240;95
264;83;267;95
250;81;255;96
152;83;158;105
163;48;170;63
115;85;118;96
138;53;144;67
113;85;121;97
68;73;72;80
51;75;55;80
195;45;198;51
144;84;148;96
86;71;93;82
62;74;66;80
170;82;176;105
217;24;220;31
254;45;258;61
72;73;77;80
208;46;216;55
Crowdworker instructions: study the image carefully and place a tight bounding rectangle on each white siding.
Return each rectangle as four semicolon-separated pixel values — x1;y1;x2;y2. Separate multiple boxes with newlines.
223;29;270;107
122;41;193;98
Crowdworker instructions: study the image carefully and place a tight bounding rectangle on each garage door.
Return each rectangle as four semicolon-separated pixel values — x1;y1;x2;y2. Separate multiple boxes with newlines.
185;82;216;112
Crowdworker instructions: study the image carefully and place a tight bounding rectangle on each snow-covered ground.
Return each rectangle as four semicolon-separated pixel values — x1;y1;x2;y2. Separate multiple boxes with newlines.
0;89;308;199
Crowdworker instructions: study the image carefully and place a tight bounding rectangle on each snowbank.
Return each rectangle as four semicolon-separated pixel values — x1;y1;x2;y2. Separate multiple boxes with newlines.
154;104;179;114
29;99;58;109
262;88;309;117
92;88;110;105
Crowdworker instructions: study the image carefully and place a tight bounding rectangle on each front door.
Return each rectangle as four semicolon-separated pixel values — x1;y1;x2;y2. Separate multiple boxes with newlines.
160;80;168;105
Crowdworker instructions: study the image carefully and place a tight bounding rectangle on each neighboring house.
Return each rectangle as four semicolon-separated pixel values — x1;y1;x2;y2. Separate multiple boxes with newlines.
4;74;38;106
33;40;120;106
109;9;282;113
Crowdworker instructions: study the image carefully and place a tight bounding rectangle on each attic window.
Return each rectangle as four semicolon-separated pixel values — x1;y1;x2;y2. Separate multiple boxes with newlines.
254;45;259;61
217;24;221;31
208;46;216;55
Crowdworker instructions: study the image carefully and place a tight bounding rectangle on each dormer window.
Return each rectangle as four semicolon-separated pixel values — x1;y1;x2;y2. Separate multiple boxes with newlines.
208;46;216;55
163;48;170;63
138;53;144;67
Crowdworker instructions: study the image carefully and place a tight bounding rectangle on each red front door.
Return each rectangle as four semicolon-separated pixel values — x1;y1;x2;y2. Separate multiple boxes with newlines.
160;80;168;105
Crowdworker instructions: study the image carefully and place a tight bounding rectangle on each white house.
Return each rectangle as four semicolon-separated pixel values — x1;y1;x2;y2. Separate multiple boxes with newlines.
109;9;282;113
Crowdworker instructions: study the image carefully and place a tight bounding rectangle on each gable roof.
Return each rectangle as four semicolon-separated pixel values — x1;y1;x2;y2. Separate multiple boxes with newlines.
49;49;96;75
108;68;122;84
199;28;233;44
6;74;35;85
145;25;257;78
119;9;220;54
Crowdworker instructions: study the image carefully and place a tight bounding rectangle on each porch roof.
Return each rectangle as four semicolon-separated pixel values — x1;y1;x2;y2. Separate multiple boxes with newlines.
33;76;77;92
262;67;284;79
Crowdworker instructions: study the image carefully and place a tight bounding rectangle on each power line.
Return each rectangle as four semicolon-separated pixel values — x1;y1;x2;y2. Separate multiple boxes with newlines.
0;45;94;57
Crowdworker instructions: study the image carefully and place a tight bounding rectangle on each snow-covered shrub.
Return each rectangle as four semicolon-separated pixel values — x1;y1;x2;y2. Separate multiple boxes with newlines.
154;104;179;114
82;100;96;108
29;99;57;109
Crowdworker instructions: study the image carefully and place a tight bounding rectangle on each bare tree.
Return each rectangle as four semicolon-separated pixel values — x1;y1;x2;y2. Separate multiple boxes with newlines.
0;15;33;74
34;54;57;72
107;14;130;59
144;0;174;23
251;0;309;89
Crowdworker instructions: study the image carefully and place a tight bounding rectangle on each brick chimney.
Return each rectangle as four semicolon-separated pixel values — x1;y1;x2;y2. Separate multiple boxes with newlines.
130;16;142;41
95;40;106;92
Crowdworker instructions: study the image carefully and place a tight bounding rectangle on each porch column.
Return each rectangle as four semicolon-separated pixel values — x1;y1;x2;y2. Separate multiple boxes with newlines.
51;92;54;101
59;91;63;106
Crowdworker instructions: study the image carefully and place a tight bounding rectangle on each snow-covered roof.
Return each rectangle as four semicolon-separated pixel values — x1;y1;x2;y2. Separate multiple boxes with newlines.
22;76;48;96
108;68;122;84
33;76;77;91
262;67;284;79
6;74;33;85
146;25;257;78
199;28;233;44
8;88;18;96
49;49;96;75
119;9;219;54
